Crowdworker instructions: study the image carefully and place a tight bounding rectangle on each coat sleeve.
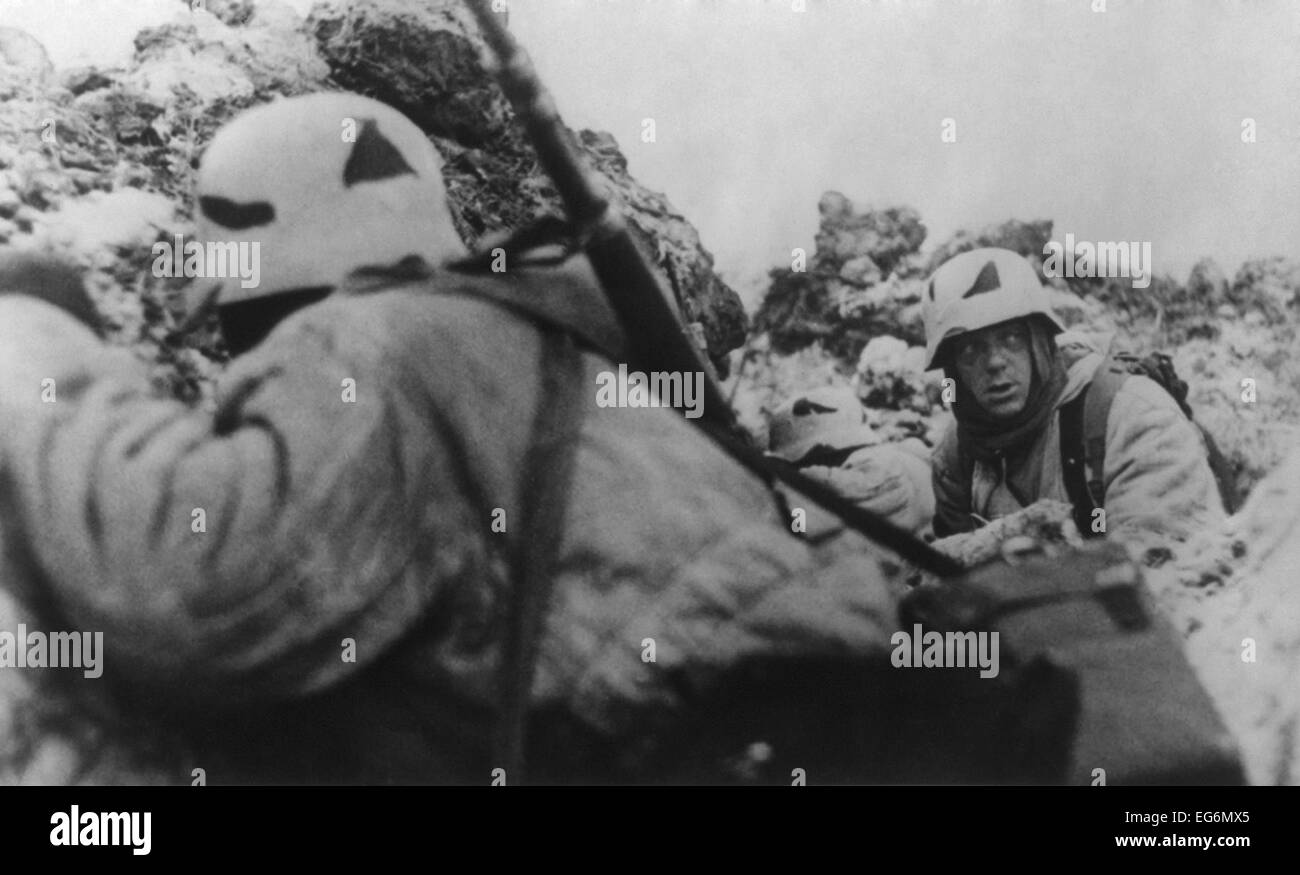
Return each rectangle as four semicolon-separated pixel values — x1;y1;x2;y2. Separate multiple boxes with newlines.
931;419;976;538
1101;375;1226;543
0;297;461;708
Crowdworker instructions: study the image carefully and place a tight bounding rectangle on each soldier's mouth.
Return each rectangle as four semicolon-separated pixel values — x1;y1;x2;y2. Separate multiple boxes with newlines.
985;382;1017;399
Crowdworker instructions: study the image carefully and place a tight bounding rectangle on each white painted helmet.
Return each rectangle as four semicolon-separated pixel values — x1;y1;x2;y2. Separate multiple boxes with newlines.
922;247;1064;370
768;385;879;463
190;92;465;313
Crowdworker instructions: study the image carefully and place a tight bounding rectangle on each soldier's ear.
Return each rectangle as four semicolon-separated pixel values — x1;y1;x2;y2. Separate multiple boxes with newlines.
0;249;103;337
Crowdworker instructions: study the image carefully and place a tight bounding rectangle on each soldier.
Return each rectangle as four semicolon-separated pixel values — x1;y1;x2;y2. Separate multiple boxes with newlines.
767;385;933;537
0;93;904;784
923;247;1225;543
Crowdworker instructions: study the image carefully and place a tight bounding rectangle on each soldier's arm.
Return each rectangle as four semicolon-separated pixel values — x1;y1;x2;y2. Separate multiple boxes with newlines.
1101;375;1226;542
0;296;456;709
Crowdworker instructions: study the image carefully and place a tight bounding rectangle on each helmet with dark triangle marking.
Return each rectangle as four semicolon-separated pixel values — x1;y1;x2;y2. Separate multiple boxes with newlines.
921;247;1064;370
190;92;465;313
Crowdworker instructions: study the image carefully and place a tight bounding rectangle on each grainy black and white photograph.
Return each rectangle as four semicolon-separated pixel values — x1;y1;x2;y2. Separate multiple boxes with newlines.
0;0;1295;847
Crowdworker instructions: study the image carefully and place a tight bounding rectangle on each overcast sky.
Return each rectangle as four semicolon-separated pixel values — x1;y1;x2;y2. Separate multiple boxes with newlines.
5;0;1298;301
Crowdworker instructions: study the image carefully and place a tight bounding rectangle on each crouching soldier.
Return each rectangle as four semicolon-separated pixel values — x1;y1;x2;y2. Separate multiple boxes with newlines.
0;93;911;784
923;247;1225;544
767;385;934;538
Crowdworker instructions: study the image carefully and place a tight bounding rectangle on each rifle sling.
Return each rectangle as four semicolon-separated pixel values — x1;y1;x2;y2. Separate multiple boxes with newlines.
491;327;587;784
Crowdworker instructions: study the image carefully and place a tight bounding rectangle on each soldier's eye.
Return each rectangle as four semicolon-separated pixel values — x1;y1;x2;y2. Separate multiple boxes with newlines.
956;341;981;364
1000;327;1029;349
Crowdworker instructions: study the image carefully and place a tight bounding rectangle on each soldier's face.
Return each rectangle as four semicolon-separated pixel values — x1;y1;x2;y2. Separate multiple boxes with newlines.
952;320;1034;420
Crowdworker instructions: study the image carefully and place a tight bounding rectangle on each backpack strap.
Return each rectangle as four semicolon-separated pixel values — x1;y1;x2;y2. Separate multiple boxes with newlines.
1059;351;1130;537
1057;389;1095;537
935;422;977;536
1081;357;1129;505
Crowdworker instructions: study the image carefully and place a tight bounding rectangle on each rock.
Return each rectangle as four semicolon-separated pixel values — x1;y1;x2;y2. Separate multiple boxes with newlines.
1230;256;1300;317
857;335;911;376
32;188;175;256
839;254;882;287
813;192;926;276
0;27;54;97
60;68;116;97
856;335;933;412
1188;257;1229;304
0;186;19;219
925;218;1054;275
754;193;928;363
311;0;515;148
579;130;747;373
204;0;259;27
127;3;329;107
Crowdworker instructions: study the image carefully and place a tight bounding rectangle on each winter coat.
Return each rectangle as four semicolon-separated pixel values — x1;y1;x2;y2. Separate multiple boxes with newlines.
798;443;934;538
0;259;901;783
931;347;1226;544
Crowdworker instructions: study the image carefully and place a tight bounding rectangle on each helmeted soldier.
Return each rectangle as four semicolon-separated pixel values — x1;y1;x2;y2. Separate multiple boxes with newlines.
767;385;933;537
923;247;1224;543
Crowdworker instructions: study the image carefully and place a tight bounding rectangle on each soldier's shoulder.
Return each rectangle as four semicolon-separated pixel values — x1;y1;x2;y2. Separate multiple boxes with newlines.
930;415;961;471
1110;372;1185;417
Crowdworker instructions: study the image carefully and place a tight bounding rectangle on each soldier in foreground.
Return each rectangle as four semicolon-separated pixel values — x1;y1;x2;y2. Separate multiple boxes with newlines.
0;93;913;783
924;248;1225;544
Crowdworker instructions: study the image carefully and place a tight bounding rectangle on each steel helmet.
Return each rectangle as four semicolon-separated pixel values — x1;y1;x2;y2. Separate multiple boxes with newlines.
768;385;879;463
190;92;465;313
921;247;1064;370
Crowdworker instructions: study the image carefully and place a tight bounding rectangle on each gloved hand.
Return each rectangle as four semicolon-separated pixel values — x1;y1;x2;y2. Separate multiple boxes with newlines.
0;249;103;337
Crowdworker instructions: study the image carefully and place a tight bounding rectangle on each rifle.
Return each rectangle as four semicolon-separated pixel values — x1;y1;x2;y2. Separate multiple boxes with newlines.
465;0;962;579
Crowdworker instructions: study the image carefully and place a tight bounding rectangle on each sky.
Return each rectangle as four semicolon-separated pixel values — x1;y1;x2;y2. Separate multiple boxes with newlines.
3;0;1298;304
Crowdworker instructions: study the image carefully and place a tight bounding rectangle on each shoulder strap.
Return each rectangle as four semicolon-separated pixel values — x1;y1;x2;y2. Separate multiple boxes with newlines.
492;327;587;785
936;422;977;534
1059;352;1129;535
1057;388;1094;537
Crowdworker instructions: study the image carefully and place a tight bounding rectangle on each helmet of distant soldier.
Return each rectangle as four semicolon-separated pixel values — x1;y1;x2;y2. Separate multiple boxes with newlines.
768;385;879;464
190;92;466;315
921;247;1064;370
